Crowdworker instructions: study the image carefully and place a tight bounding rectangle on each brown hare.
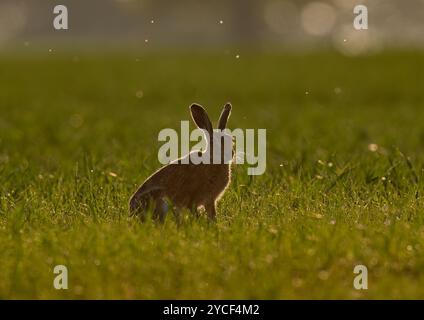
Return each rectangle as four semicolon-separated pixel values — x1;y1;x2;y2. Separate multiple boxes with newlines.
129;103;233;222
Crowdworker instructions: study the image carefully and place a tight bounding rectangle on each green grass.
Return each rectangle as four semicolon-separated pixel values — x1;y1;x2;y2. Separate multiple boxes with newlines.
1;50;424;299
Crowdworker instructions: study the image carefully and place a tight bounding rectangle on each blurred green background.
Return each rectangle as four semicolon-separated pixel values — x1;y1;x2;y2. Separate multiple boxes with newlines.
1;1;424;299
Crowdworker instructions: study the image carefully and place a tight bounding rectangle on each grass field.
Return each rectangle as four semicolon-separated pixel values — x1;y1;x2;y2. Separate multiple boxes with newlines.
1;50;424;299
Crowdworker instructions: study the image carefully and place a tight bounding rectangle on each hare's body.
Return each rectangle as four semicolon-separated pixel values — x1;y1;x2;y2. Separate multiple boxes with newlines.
130;152;231;220
129;103;233;221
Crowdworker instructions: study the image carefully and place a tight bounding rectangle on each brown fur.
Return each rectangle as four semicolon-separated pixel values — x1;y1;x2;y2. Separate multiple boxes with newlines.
129;103;233;222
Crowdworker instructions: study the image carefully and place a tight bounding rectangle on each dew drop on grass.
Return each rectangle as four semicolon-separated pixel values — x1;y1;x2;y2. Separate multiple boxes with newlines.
292;278;303;288
368;143;378;152
136;90;144;98
318;270;329;280
268;227;278;235
265;254;274;264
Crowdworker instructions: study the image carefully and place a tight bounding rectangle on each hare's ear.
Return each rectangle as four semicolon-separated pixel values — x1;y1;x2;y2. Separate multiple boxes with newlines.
190;103;213;137
217;102;232;130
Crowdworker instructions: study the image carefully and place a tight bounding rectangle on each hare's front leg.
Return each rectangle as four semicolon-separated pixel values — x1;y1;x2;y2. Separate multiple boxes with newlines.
172;206;184;225
205;202;217;221
153;197;168;223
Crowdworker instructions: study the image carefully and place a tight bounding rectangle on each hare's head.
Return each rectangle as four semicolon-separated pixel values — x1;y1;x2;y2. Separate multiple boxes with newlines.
190;103;233;164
